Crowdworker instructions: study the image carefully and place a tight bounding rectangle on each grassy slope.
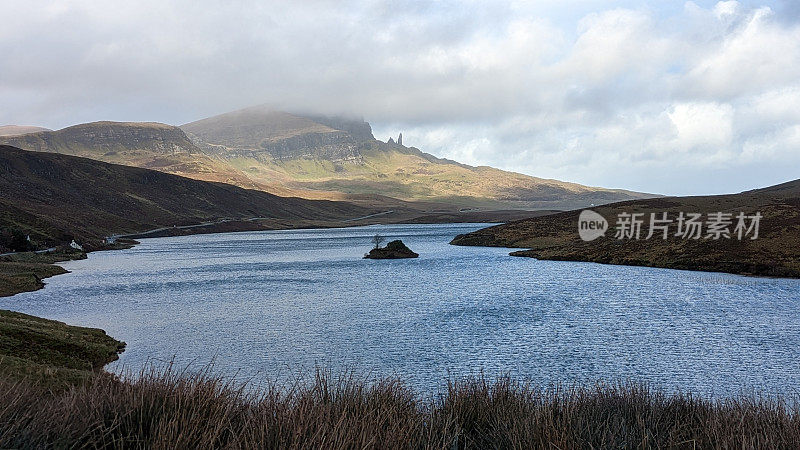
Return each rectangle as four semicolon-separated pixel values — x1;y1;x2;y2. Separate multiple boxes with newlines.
452;179;800;277
0;309;125;387
0;260;68;297
0;250;101;297
0;145;372;251
223;140;653;209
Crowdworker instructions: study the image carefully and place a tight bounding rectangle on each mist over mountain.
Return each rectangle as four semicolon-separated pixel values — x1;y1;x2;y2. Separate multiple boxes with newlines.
181;107;368;162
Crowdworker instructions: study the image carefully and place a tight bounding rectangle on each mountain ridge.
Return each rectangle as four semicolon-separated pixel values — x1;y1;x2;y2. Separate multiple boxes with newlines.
0;107;656;210
0;125;51;137
179;107;656;209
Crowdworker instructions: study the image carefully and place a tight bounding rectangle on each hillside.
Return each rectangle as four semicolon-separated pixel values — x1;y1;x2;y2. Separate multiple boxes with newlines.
1;109;655;210
181;106;654;210
0;121;264;189
0;145;372;252
1;110;654;210
451;180;800;277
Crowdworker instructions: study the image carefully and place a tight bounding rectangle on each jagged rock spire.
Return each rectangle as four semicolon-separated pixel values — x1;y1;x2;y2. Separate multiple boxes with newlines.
397;133;403;146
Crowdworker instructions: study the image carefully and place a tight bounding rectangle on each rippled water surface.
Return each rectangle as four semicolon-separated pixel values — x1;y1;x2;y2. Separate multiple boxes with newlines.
3;223;799;396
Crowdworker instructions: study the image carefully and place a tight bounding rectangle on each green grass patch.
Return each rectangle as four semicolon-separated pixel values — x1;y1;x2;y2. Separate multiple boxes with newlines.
0;251;86;297
0;309;125;388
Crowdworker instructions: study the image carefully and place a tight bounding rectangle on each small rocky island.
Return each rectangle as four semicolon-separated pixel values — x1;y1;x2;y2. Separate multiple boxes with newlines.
364;239;419;259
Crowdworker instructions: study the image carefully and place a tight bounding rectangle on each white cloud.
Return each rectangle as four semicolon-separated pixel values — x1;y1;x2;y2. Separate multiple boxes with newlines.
741;124;800;162
1;0;799;195
683;5;800;99
714;1;740;19
668;102;734;151
750;85;800;123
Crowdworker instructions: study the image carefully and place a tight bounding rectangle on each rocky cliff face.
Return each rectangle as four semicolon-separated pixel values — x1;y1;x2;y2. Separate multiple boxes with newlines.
181;107;370;162
0;122;198;155
300;114;375;143
256;131;363;162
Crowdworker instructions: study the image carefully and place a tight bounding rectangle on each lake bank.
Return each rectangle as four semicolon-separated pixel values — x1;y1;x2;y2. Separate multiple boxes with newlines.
451;180;800;278
0;309;125;388
0;241;137;298
0;251;85;297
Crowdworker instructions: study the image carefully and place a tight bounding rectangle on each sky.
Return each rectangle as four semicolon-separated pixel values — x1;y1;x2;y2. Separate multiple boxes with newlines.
1;0;799;195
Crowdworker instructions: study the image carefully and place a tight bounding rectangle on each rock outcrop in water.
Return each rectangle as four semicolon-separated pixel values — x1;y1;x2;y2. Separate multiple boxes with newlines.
364;240;418;259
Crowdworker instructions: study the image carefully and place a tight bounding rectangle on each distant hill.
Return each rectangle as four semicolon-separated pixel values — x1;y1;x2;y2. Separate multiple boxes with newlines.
181;106;655;210
451;179;800;277
0;145;372;252
0;125;51;136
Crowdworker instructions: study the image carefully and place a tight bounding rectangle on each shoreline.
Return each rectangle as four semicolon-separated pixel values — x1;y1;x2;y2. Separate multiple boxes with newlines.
0;241;137;298
505;249;800;279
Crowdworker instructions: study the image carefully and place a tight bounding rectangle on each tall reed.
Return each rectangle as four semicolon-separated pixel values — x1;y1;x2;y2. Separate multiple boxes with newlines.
1;366;797;449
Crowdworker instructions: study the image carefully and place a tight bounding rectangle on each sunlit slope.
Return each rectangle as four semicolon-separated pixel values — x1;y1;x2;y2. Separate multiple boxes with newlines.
0;125;51;136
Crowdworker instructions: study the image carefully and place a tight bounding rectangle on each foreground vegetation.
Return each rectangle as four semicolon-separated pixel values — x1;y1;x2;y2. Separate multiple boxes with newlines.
1;367;798;449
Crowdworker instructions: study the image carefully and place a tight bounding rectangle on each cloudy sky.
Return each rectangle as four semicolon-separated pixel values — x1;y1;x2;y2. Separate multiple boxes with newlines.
2;0;799;195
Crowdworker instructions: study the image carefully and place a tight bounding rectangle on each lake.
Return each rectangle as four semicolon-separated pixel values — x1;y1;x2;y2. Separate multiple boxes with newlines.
2;223;799;397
